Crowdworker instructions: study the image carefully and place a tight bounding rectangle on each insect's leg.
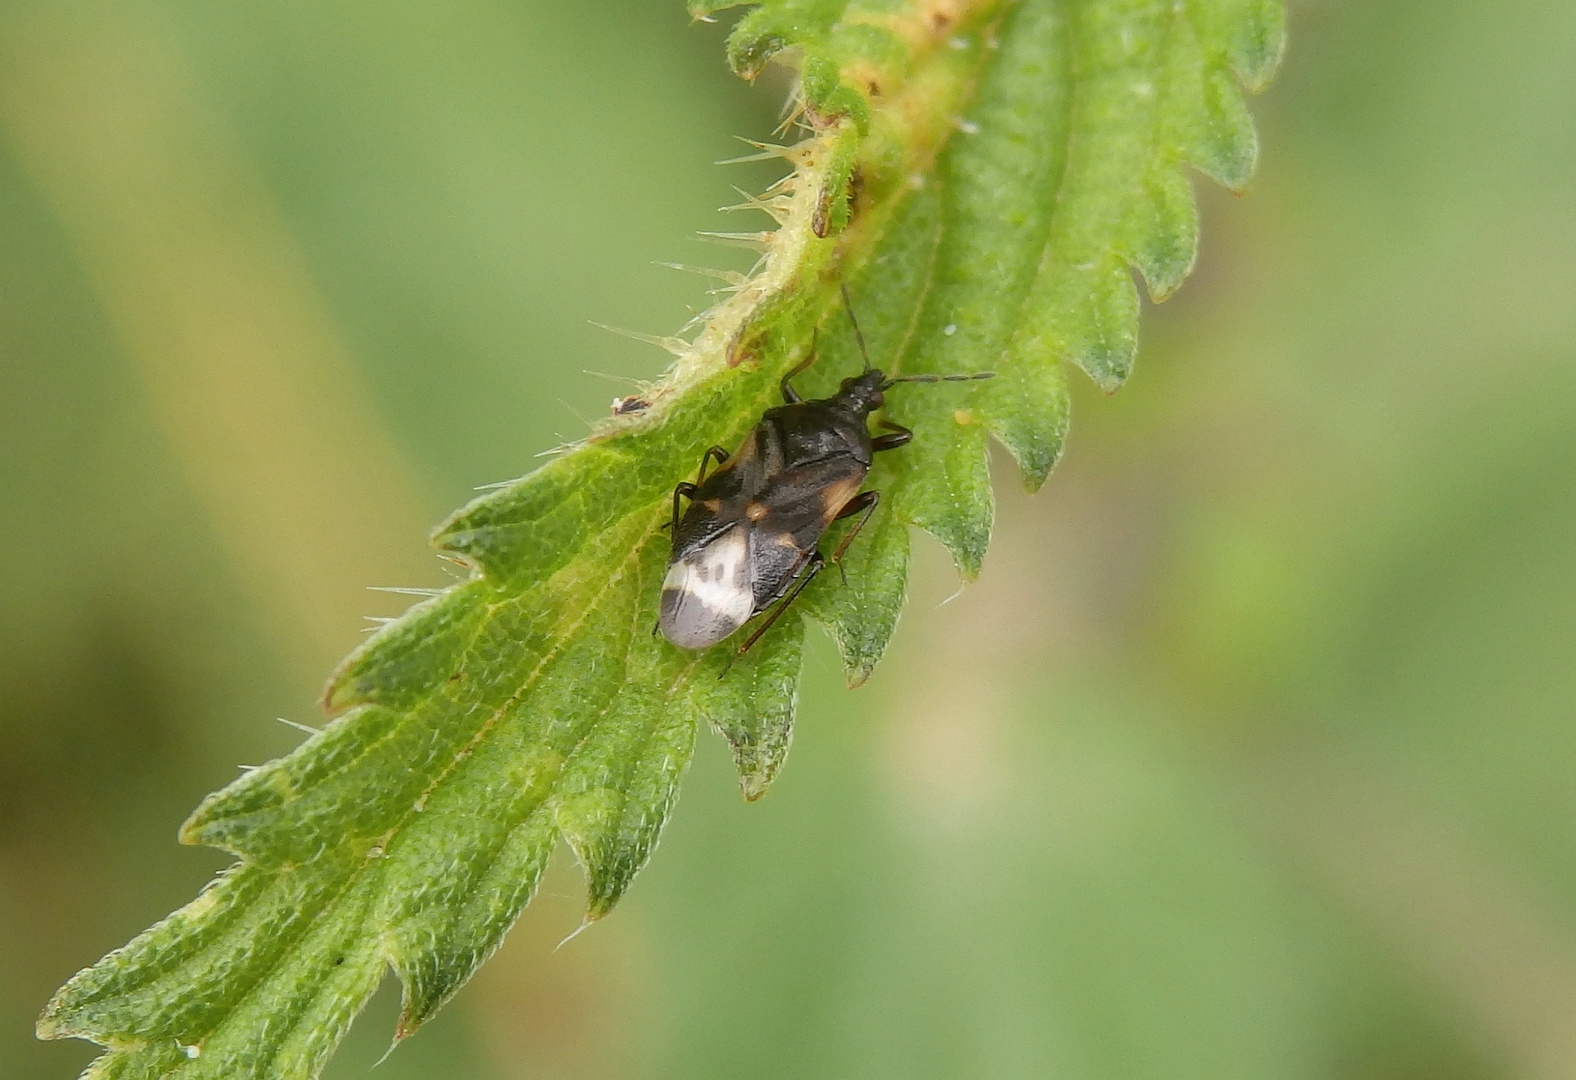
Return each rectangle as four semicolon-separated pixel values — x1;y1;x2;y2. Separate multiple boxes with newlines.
695;445;730;486
780;328;819;403
669;446;730;531
668;481;697;532
829;490;879;583
725;551;825;673
871;419;912;452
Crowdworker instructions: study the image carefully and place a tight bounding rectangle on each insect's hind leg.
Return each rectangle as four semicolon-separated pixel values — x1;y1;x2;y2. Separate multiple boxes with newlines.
666;445;731;533
695;445;730;485
723;551;824;675
829;490;879;583
668;481;698;532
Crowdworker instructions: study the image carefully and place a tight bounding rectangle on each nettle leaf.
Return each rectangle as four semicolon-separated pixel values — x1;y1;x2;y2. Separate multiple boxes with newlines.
40;1;1282;1076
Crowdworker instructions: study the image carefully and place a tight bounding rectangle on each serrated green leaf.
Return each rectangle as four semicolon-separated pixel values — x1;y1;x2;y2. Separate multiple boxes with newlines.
689;613;805;799
41;1;1282;1075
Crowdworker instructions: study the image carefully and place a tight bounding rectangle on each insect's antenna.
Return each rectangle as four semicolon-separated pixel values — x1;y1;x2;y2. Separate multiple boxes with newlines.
881;371;996;389
840;283;873;372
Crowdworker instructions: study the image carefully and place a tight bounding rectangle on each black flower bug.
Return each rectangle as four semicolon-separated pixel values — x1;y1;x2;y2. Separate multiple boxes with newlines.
658;286;993;661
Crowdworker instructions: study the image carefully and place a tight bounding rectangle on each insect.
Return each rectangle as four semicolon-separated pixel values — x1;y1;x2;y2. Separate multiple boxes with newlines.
658;291;992;659
610;394;649;416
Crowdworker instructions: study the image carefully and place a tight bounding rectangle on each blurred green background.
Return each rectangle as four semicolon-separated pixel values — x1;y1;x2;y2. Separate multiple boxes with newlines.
3;0;1575;1077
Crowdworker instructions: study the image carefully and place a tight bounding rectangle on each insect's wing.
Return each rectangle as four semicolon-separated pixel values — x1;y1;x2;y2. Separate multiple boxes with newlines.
758;458;868;549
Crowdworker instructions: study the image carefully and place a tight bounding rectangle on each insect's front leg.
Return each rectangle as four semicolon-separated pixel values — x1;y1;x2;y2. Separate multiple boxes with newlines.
779;328;819;403
871;419;912;452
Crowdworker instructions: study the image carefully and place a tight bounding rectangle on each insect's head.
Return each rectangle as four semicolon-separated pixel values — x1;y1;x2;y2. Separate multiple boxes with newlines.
836;368;889;413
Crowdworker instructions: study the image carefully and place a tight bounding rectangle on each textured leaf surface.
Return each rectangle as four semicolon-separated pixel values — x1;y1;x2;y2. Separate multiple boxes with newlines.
40;1;1282;1076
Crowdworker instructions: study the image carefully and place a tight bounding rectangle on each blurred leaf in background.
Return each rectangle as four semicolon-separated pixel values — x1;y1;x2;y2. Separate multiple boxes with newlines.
2;1;1574;1080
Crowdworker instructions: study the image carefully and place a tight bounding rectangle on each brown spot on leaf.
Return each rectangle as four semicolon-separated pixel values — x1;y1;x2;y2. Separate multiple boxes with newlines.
812;187;832;238
727;336;757;369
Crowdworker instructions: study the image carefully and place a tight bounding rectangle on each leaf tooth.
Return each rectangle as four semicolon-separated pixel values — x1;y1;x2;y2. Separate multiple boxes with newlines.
1162;15;1259;194
559;676;698;920
1126;163;1200;303
1014;245;1139;395
895;422;994;581
38;864;270;1043
724;7;799;80
1183;65;1259;193
384;586;639;1035
390;812;557;1040
1071;255;1140;393
430;447;655;583
38;858;376;1076
688;615;805;798
798;52;871;131
555;564;700;920
181;702;431;865
802;505;910;689
982;341;1072;494
1225;0;1287;93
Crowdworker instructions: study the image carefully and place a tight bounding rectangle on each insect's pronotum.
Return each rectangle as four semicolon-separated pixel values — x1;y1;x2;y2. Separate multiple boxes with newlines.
658;288;992;660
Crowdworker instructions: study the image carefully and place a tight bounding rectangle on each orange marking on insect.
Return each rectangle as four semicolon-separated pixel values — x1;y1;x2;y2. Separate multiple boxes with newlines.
820;477;862;516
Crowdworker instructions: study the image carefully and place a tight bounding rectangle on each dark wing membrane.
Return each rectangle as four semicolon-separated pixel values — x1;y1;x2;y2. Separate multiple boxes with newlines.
757;457;868;549
671;497;734;562
695;422;773;503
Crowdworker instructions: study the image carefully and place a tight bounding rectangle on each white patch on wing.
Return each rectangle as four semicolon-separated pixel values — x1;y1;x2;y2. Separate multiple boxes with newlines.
658;528;755;650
